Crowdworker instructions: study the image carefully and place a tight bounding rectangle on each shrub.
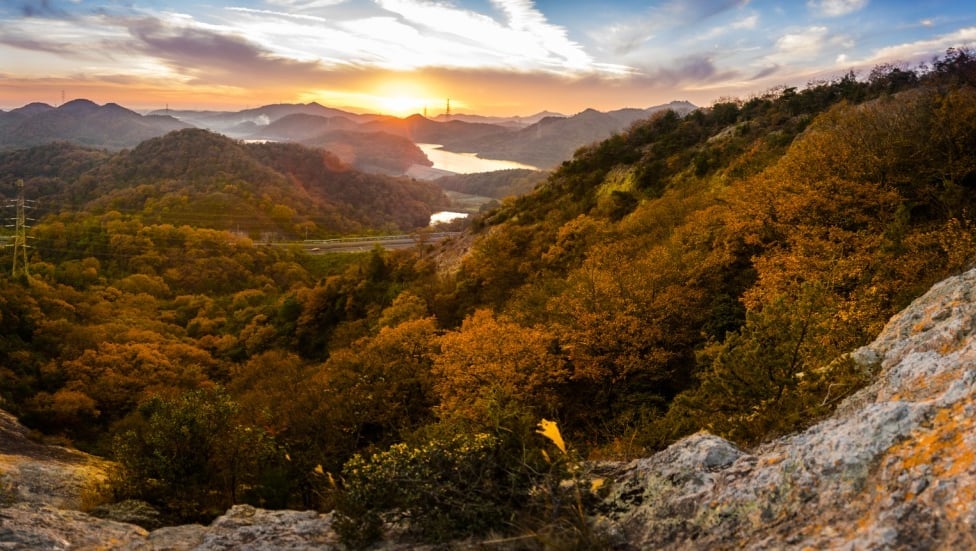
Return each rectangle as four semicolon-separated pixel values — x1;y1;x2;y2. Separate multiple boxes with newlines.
334;431;513;547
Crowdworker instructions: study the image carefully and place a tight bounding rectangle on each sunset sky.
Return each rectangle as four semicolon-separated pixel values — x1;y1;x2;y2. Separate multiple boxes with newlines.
1;0;975;116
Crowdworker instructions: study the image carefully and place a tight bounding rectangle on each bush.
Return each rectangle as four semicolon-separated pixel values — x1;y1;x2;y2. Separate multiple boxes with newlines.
111;387;279;522
334;414;609;549
334;431;513;547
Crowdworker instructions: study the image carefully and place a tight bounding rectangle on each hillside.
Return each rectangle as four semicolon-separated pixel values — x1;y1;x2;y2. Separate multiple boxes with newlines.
0;128;450;237
3;266;976;547
301;129;432;175
0;99;190;150
433;168;547;199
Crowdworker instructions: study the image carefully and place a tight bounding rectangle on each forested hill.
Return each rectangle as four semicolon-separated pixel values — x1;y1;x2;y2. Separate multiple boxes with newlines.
447;49;976;450
0;128;450;236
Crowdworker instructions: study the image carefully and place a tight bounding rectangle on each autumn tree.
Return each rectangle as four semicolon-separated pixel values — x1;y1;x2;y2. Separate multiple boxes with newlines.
432;309;567;424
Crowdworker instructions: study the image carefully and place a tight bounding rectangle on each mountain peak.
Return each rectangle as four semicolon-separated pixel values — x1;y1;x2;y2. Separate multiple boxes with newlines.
58;98;99;113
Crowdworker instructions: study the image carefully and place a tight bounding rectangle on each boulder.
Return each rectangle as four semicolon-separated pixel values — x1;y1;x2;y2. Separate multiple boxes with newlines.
595;266;976;549
0;409;115;510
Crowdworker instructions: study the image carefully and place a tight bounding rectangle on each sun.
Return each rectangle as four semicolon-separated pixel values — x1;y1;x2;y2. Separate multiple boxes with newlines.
375;95;427;117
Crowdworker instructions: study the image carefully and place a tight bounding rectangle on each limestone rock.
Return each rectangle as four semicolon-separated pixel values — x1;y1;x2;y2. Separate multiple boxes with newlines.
190;505;339;550
0;410;115;510
90;499;165;530
0;502;149;550
597;266;976;549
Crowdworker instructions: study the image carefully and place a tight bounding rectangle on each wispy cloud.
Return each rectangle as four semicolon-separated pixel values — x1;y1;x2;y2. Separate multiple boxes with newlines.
15;0;70;18
122;16;329;86
807;0;868;18
774;26;830;59
588;0;749;57
854;26;976;66
372;0;594;71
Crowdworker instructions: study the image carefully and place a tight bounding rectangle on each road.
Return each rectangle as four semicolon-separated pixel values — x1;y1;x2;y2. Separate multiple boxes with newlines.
279;232;462;254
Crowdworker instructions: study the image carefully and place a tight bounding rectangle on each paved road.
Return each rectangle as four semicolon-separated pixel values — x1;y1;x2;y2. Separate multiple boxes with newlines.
279;232;462;254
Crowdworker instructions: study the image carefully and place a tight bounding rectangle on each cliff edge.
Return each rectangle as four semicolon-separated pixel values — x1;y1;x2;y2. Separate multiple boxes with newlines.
598;266;976;549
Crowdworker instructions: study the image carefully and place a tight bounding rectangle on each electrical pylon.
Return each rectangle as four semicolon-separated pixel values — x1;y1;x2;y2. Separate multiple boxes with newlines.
8;179;33;279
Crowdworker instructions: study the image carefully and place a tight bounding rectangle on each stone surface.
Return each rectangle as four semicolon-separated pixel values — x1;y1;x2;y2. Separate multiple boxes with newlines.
90;500;165;530
595;266;976;549
0;502;149;550
0;409;115;510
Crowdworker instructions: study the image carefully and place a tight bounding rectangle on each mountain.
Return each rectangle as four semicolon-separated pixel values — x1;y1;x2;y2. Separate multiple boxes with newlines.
432;110;565;128
301;129;431;175
356;114;510;147
243;114;430;174
0;99;190;150
433;168;547;199
250;113;360;142
150;102;378;136
443;101;698;168
144;101;701;172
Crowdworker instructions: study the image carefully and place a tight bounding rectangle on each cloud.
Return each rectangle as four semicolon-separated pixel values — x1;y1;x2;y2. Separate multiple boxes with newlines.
373;0;594;71
490;0;591;68
807;0;868;17
698;12;758;41
121;16;330;87
749;65;780;80
644;55;739;86
589;0;749;56
0;32;75;54
770;26;830;61
853;26;976;66
263;0;348;8
15;0;69;18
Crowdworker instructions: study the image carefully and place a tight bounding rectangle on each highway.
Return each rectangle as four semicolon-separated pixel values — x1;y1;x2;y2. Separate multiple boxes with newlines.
279;232;462;254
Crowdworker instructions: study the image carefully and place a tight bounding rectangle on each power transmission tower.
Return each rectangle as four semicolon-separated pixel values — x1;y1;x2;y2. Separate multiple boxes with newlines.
6;179;35;279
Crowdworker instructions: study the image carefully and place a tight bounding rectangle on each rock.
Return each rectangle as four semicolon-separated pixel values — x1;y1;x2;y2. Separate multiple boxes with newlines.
0;502;149;550
191;505;339;550
596;266;976;549
90;499;165;530
0;410;115;510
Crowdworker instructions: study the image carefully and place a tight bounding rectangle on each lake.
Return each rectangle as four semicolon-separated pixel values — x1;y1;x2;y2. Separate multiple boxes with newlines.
417;144;537;174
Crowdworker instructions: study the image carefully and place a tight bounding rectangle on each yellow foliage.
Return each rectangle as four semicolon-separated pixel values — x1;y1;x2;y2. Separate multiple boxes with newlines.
536;418;566;454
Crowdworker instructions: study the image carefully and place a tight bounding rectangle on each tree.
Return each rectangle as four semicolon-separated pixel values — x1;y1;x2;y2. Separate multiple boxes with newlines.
112;388;278;521
432;309;567;424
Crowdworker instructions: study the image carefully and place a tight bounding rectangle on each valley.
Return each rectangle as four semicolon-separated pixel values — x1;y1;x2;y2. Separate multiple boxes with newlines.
2;46;976;550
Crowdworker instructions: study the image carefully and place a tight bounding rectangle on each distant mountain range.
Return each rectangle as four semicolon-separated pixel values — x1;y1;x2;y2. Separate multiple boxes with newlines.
0;99;189;150
149;100;697;169
2;99;698;173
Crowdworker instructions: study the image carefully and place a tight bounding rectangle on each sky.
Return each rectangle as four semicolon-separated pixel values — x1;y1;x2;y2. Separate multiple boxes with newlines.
1;0;975;116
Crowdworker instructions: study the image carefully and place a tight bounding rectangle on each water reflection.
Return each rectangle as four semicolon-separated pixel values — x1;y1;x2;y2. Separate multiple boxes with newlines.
418;144;537;174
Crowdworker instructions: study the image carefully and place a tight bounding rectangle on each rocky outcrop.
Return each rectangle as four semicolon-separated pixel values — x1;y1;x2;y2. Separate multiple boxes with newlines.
0;503;339;550
3;267;976;549
0;409;114;510
596;266;976;549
